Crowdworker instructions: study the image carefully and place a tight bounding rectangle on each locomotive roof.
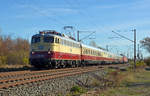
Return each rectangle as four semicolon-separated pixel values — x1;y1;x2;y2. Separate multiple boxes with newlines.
33;32;80;44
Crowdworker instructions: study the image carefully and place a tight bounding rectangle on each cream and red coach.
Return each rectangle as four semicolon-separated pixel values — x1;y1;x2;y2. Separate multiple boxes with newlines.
29;30;127;68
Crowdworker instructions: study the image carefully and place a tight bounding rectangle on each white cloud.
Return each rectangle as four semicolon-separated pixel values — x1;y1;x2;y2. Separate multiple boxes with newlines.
16;4;78;17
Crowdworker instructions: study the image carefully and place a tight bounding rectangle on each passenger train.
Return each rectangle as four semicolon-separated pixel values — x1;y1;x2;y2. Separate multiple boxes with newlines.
29;30;128;68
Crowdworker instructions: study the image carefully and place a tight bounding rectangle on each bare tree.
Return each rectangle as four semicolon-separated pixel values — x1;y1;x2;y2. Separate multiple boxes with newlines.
140;37;150;53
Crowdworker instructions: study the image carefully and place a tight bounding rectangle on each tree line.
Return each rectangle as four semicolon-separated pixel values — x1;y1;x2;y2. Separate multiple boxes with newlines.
0;35;30;66
140;37;150;66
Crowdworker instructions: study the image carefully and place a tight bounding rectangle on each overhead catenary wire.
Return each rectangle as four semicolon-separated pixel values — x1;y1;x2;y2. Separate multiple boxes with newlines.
19;0;68;26
73;0;103;29
80;31;96;41
27;5;66;25
112;31;134;42
63;0;99;28
63;0;98;43
19;1;69;41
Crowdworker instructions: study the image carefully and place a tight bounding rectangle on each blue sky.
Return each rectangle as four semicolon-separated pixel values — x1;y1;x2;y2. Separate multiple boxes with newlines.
0;0;150;57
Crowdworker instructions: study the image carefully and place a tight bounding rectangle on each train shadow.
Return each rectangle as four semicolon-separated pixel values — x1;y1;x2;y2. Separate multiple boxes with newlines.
0;66;36;72
0;66;56;72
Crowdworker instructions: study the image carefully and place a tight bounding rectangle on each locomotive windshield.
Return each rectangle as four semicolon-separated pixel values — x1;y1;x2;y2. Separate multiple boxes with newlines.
31;36;40;43
43;36;54;43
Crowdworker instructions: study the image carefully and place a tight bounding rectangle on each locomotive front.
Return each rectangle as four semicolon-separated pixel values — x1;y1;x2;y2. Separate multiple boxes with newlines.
29;31;55;68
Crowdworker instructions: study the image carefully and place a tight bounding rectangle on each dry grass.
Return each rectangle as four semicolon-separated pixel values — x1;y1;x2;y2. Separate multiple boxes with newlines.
99;67;150;96
80;67;150;96
0;64;31;68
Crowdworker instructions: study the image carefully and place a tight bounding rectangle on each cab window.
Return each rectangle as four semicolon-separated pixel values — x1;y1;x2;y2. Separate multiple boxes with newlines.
31;37;40;43
44;36;54;43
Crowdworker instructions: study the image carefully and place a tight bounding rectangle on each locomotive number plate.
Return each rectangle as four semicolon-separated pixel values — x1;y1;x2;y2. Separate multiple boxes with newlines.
37;54;44;58
38;45;44;50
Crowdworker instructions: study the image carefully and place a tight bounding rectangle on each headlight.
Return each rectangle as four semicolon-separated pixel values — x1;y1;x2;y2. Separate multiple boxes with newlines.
32;52;35;54
48;51;51;54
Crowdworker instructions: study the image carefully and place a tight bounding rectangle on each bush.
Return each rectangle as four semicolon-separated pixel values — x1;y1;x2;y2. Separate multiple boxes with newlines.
70;86;82;93
70;85;86;95
0;56;7;66
136;61;146;67
144;57;150;66
129;60;146;68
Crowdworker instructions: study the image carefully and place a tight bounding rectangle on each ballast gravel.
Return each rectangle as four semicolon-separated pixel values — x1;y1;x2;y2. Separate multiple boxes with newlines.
0;69;107;96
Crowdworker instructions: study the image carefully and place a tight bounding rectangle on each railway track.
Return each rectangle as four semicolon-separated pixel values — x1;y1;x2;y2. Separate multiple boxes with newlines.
0;64;128;89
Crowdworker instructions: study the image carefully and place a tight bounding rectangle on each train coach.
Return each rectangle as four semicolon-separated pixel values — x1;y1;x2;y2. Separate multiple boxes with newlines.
29;30;127;68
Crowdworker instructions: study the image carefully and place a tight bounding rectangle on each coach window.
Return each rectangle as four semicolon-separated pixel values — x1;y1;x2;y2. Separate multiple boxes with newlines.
65;40;67;46
83;49;85;54
58;38;60;43
70;42;72;46
67;41;69;46
63;40;65;45
76;44;78;48
64;40;66;45
68;41;70;46
55;38;57;43
70;42;72;47
61;40;63;45
75;44;77;48
72;42;74;47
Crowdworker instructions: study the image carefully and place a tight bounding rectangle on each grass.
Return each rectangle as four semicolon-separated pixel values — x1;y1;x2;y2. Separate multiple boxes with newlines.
99;68;150;96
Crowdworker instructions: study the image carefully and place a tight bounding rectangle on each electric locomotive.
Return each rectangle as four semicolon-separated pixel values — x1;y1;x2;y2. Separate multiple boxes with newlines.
29;30;81;68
